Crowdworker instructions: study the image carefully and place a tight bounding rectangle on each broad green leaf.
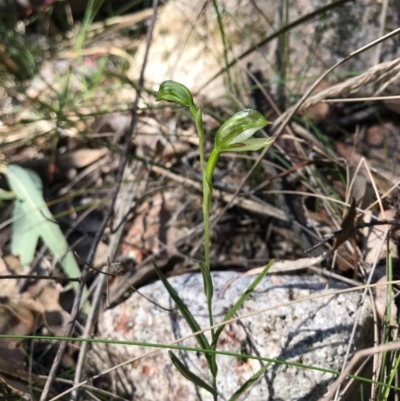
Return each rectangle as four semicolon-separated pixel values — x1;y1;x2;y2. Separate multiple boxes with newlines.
212;261;273;348
0;164;86;301
156;80;197;115
215;109;269;152
152;261;217;374
229;362;272;401
168;351;217;396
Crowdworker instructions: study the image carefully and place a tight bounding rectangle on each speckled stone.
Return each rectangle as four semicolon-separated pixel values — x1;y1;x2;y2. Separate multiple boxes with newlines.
97;272;373;401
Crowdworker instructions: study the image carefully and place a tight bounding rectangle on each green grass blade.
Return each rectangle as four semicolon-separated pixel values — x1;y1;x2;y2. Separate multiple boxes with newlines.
152;261;217;375
228;362;272;401
76;0;106;51
212;261;273;348
168;351;216;396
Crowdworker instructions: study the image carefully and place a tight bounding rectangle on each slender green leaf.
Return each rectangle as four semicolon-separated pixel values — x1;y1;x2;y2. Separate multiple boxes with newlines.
199;261;214;304
0;165;86;299
152;261;216;374
168;351;216;396
205;149;220;188
229;362;272;401
76;0;106;50
212;261;273;348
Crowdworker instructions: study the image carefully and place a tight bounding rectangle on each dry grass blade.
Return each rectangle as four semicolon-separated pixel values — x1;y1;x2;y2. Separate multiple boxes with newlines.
274;56;400;126
323;342;400;401
322;95;400;102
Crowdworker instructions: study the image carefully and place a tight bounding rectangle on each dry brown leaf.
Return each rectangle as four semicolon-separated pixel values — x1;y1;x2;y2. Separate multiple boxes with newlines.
349;172;367;208
57;148;108;169
162;142;191;158
301;81;332;123
122;191;191;259
0;256;41;335
93;241;110;267
0;255;60;399
384;99;400;115
0;44;19;77
0;256;19;298
347;166;377;210
0;340;24;367
28;280;70;336
0;302;39;336
0;256;70;336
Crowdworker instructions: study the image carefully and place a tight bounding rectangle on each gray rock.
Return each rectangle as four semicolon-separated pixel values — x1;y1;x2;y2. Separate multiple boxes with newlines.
98;271;373;401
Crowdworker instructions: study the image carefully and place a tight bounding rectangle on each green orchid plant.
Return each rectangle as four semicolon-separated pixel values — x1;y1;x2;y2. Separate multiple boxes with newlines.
154;80;275;400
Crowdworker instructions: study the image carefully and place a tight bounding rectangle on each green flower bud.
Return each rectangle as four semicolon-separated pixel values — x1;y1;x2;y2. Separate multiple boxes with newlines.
215;109;270;153
156;80;196;113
